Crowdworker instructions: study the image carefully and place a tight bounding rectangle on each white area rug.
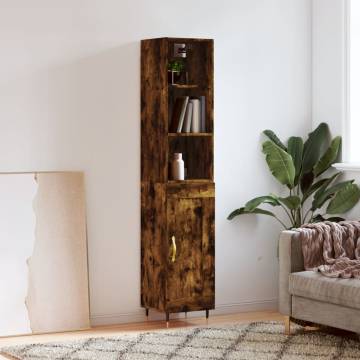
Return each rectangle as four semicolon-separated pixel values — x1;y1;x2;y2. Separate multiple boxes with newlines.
1;321;359;360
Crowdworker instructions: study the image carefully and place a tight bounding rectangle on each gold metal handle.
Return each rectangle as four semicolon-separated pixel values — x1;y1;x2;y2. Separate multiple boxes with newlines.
170;235;177;263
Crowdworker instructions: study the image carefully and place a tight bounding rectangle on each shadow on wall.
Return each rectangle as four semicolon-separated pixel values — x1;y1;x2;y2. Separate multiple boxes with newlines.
34;42;142;316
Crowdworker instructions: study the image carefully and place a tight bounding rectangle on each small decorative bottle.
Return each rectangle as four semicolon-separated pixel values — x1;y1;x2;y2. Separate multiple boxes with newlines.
171;153;185;180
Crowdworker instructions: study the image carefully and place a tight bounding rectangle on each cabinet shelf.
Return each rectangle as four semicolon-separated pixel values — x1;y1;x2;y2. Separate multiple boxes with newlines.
170;84;198;89
168;133;213;137
167;179;213;184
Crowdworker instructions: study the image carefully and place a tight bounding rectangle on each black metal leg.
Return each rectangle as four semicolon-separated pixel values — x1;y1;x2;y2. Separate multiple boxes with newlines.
145;308;149;317
206;309;209;319
166;312;170;327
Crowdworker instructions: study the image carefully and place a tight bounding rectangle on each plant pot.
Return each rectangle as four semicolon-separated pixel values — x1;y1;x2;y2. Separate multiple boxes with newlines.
168;70;181;85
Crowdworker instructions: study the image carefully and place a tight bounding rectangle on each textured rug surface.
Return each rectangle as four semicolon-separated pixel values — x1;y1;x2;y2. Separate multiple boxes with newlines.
1;321;359;360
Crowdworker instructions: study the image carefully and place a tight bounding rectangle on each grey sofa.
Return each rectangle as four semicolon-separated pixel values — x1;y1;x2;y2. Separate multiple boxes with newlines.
279;230;360;334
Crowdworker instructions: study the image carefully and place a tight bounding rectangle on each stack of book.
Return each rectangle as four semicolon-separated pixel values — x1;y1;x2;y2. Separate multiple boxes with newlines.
170;96;206;133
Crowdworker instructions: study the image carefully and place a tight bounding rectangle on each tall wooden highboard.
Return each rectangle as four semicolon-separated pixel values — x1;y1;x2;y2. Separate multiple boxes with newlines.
141;37;215;323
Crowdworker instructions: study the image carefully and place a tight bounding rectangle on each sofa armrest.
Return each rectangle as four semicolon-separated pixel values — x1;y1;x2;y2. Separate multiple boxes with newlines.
279;230;304;315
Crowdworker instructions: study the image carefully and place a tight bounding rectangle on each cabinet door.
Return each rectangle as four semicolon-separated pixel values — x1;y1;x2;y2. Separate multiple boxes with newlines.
166;196;215;312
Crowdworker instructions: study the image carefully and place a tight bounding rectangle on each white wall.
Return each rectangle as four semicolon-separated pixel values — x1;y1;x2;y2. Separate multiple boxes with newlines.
312;0;347;137
312;0;360;219
0;0;312;325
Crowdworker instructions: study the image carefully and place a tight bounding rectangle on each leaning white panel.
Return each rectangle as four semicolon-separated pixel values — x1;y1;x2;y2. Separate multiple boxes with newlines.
0;172;90;336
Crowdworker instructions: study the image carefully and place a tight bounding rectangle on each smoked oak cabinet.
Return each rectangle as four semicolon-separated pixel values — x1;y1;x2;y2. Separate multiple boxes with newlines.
141;38;215;323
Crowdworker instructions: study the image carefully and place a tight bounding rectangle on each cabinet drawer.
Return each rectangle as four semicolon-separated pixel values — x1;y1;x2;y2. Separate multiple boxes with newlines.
167;182;215;198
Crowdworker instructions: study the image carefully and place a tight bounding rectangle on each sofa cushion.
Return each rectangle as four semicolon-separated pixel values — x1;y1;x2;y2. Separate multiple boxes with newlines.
289;271;360;310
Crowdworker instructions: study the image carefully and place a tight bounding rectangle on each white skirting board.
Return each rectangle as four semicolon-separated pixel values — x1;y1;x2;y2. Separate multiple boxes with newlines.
90;299;278;326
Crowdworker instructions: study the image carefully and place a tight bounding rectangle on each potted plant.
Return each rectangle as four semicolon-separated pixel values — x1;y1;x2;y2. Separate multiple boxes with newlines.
168;60;185;85
228;123;360;229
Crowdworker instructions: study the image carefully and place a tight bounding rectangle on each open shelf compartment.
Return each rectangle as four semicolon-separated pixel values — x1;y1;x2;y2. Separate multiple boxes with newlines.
168;135;213;181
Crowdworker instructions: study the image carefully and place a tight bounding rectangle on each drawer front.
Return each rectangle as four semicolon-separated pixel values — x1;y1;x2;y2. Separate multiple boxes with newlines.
167;182;215;199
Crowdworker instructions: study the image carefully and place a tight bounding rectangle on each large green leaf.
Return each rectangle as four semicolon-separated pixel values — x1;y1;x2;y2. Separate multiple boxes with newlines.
327;183;360;214
326;216;345;222
302;123;329;174
300;172;314;195
312;214;325;223
288;136;303;183
227;207;277;220
312;180;354;210
311;172;340;210
312;172;341;201
262;140;295;188
244;195;280;211
314;136;342;176
263;130;287;151
302;177;330;204
279;195;301;210
311;214;345;223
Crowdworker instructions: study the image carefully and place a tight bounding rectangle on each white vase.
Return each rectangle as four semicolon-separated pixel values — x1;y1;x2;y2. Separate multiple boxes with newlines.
171;153;185;180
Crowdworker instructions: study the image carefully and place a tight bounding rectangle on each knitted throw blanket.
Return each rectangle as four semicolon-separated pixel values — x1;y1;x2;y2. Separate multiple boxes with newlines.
298;221;360;279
